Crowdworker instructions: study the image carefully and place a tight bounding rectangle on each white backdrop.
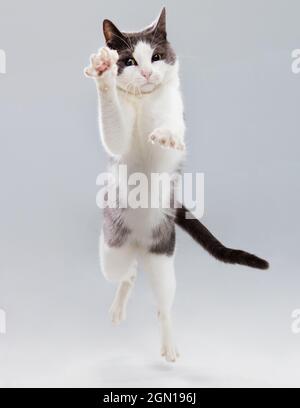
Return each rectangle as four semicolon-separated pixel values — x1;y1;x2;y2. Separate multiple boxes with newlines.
0;0;299;387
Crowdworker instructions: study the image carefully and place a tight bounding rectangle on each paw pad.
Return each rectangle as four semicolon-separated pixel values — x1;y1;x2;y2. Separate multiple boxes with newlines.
148;129;185;151
84;47;118;79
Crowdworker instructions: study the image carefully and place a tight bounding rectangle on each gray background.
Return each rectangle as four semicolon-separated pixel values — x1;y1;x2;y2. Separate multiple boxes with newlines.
0;0;299;387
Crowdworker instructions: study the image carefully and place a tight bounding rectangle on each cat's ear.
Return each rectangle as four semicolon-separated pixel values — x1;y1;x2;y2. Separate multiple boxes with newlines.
103;19;124;45
153;7;167;38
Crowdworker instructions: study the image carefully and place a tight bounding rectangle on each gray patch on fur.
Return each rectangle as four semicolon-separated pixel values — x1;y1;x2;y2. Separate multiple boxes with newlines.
149;216;176;256
103;206;131;247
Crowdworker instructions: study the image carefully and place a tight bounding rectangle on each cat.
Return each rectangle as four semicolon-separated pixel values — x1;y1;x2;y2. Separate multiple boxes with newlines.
84;7;269;362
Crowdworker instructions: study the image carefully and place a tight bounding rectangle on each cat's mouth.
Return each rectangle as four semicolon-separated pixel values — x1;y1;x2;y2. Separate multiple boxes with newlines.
118;81;159;95
140;82;158;93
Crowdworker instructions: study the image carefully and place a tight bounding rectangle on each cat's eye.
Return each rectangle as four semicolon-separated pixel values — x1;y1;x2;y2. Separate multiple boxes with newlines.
152;53;162;62
125;58;137;66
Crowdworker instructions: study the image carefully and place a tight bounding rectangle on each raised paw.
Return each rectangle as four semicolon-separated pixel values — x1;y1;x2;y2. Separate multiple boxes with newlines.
148;128;185;151
161;342;180;363
84;47;118;79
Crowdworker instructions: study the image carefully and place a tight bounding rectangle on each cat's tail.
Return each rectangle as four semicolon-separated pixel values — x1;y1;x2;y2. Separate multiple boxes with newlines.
174;205;269;270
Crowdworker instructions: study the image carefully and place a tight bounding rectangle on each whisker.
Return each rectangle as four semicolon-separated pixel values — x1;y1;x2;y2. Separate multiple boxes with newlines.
124;79;136;96
125;81;132;96
135;84;142;98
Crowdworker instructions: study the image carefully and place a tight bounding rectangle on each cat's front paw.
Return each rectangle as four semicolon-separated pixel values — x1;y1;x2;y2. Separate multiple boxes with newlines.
84;47;118;89
148;128;185;151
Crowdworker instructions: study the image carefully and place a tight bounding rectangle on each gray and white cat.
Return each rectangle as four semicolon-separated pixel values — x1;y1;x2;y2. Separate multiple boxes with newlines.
85;8;268;362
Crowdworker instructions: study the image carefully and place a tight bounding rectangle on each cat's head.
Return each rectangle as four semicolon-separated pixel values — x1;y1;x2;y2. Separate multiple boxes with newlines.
103;7;177;94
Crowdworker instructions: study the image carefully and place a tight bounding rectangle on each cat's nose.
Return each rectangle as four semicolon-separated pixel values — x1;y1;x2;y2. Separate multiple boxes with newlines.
140;69;152;80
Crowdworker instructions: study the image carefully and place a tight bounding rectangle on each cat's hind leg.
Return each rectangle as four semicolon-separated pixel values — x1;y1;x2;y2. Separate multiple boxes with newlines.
109;264;137;325
100;233;137;325
141;252;179;362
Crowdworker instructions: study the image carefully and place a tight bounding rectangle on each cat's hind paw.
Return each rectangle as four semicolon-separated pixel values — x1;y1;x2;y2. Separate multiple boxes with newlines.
161;343;180;363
